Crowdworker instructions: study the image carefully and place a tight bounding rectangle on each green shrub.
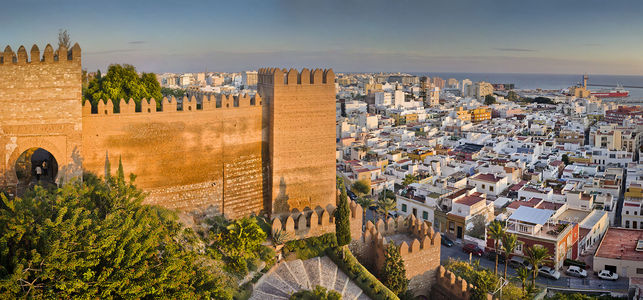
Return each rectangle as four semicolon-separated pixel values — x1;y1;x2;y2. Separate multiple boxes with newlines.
327;247;399;300
283;233;338;260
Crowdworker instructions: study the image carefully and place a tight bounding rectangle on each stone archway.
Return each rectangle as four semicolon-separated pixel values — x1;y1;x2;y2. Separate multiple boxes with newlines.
4;139;67;196
14;147;59;193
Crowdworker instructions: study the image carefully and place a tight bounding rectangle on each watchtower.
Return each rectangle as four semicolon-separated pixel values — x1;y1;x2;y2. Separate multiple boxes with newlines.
0;43;83;189
258;68;336;215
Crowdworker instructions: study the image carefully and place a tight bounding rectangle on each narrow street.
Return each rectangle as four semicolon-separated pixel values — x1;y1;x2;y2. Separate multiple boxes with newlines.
439;242;629;293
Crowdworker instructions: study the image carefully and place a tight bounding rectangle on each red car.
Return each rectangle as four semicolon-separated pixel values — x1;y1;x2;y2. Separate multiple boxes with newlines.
462;243;484;257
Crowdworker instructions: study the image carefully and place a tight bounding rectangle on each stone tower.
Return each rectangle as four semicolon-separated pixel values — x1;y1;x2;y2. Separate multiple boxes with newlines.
258;68;336;215
0;44;83;188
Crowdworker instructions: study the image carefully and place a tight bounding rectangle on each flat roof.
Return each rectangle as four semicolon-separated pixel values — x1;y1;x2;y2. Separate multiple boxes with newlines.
509;206;554;225
595;228;643;261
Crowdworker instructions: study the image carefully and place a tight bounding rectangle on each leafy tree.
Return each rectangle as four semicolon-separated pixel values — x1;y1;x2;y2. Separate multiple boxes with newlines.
525;246;551;287
501;233;518;279
444;258;522;300
290;285;341;300
351;180;370;197
507;91;518;101
0;173;234;299
376;195;396;220
57;29;70;49
84;64;163;112
533;96;555;104
335;178;351;246
208;217;267;276
161;87;186;99
561;154;570;165
487;220;505;275
466;214;487;240
379;242;407;295
402;174;418;186
484;94;496;105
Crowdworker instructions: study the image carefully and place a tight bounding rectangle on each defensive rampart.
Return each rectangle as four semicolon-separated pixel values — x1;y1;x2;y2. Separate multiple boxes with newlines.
431;266;492;300
350;215;441;297
270;199;363;242
0;44;83;190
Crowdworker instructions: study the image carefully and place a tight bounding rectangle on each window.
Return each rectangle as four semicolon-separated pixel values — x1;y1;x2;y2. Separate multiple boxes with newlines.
625;221;630;228
637;268;643;275
482;184;486;189
490;186;494;192
516;243;523;254
634;221;638;229
518;224;530;233
627;211;629;215
401;204;407;212
423;211;428;220
449;221;455;232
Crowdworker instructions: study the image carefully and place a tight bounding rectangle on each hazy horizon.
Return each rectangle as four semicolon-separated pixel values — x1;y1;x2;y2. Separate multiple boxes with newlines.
4;0;643;75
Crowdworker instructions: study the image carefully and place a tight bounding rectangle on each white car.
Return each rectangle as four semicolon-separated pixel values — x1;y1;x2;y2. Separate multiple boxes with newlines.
597;270;618;281
565;266;588;278
538;266;561;280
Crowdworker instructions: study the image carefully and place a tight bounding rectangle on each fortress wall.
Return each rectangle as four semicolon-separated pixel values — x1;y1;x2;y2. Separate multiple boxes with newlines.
258;68;336;214
81;96;263;218
0;44;83;187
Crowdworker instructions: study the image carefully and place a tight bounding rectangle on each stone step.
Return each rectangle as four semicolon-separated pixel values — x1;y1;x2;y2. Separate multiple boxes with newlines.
355;292;370;300
319;256;338;290
334;267;350;296
286;259;310;290
275;261;303;291
263;275;296;298
249;289;288;300
258;279;290;299
302;257;322;288
343;279;364;300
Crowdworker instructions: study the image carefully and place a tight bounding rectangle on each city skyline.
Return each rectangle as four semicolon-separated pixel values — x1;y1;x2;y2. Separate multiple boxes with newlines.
3;0;643;75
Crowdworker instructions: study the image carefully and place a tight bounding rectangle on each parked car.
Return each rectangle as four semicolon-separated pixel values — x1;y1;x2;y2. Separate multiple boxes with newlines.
346;190;357;201
441;236;454;247
538;266;561;280
597;270;618;281
462;243;484;257
509;256;532;270
388;211;398;219
566;266;588;278
485;251;506;264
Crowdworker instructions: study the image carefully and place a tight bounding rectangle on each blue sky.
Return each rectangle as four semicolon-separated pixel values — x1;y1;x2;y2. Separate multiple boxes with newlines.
3;0;643;74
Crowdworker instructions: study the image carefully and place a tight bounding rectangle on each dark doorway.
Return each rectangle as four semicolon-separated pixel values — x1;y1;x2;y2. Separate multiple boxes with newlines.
457;226;463;239
605;265;617;273
15;148;58;191
412;208;418;218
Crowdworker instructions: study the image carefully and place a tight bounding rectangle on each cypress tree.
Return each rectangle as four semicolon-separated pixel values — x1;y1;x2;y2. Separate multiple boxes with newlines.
335;178;351;246
117;155;125;183
380;241;408;295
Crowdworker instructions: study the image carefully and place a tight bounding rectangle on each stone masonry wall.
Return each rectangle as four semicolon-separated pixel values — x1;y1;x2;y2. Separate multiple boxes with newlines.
350;215;441;297
81;94;264;218
258;68;336;215
0;44;83;188
430;266;493;300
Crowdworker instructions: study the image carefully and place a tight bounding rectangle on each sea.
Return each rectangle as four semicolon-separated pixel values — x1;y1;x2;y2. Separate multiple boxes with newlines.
409;72;643;102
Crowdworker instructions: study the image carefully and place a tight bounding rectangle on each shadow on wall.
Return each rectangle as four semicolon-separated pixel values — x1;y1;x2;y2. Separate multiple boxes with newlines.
273;176;290;214
58;146;83;184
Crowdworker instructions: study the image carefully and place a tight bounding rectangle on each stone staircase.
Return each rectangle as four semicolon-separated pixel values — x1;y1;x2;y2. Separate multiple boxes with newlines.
250;256;370;300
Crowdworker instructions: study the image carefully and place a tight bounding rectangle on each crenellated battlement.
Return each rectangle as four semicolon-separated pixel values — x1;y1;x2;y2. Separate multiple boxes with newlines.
362;214;440;256
270;199;363;242
0;43;80;65
431;266;493;300
82;92;262;116
258;67;335;85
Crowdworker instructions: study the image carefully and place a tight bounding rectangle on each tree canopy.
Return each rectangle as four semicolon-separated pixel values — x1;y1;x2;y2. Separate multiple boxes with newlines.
84;64;163;112
379;242;407;296
351;180;370;196
335;178;351;246
484;94;496;105
0;172;234;299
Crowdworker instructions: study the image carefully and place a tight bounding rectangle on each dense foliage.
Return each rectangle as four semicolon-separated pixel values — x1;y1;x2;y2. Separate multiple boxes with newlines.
335;178;351;246
379;242;407;296
351;180;370;196
546;293;626;300
327;246;399;300
445;259;524;300
0;172;234;299
282;233;337;260
84;64;163;111
161;87;186;99
484;94;496;105
290;285;342;300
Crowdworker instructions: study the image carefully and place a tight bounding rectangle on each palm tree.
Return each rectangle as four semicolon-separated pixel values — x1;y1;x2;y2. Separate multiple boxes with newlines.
524;246;551;287
376;194;396;220
487;220;505;275
501;233;517;279
516;267;530;295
